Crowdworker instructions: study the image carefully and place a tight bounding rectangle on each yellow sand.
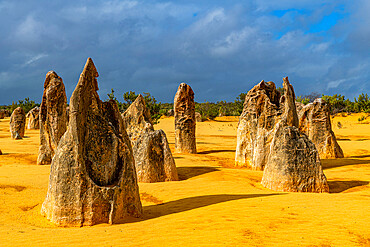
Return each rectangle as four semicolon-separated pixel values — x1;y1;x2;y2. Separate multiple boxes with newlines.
0;114;369;246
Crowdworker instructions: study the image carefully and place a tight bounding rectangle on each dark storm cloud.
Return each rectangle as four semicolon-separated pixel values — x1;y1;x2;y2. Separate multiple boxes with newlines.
0;0;369;104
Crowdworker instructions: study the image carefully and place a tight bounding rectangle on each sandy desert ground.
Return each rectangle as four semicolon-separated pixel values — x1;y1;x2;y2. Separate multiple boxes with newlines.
0;114;369;246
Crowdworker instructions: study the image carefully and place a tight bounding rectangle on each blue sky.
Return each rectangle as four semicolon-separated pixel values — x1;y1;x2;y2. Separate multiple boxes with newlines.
0;0;369;104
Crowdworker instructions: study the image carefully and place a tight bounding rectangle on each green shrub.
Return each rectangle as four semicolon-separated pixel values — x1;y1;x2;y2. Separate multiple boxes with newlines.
296;96;310;105
5;98;39;114
195;102;219;120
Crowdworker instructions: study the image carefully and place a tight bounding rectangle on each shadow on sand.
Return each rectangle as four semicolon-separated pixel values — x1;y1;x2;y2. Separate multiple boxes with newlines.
177;166;220;180
173;156;184;160
197;149;235;155
321;158;370;170
348;154;370;159
141;193;283;220
328;180;369;193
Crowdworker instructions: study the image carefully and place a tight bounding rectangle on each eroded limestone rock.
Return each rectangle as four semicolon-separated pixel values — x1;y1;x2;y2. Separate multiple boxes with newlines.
174;83;196;153
261;78;329;193
10;107;26;139
41;58;142;226
122;95;178;183
295;101;305;113
27;106;40;129
261;120;329;192
2;109;10;117
298;98;344;159
133;128;178;182
281;77;299;128
195;112;202;122
167;109;174;117
66;106;70;124
37;71;67;165
122;94;153;141
235;80;282;170
0;109;10;118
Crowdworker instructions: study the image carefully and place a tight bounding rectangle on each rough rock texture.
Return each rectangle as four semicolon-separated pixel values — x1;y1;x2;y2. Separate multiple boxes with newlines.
122;95;178;183
27;107;40;129
295;101;305;113
66;106;70;124
281;77;299;128
298;98;344;159
0;109;10;118
235;80;282;170
37;71;67;165
195;112;202;122
261;120;329;192
167;109;174;117
10;107;26;139
133;128;178;182
174;83;196;154
41;58;142;227
3;109;10;117
261;79;329;193
122;95;153;141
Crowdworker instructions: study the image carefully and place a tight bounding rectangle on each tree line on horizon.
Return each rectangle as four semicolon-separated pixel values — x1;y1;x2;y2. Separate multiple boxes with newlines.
1;90;370;124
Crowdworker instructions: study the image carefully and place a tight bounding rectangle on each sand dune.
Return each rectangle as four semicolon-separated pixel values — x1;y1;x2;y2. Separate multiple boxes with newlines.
0;115;369;246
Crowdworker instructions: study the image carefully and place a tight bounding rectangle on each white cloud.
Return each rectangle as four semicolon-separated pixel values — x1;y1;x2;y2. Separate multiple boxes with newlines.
254;0;332;12
189;8;227;34
211;27;255;56
309;42;330;53
0;1;369;103
14;15;42;42
0;1;13;12
101;0;138;15
327;77;359;90
24;54;48;66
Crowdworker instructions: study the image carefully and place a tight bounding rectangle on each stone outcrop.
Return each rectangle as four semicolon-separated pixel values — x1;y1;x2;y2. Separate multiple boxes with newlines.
66;106;70;124
298;98;344;159
174;83;196;153
195;112;202;122
37;71;67;165
167;109;174;117
0;109;10;118
281;77;299;128
122;95;178;183
132;128;178;182
10;107;26;139
261;119;329;192
27;107;40;129
41;58;142;227
235;80;282;170
261;77;329;193
295;101;305;112
122;95;153;142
